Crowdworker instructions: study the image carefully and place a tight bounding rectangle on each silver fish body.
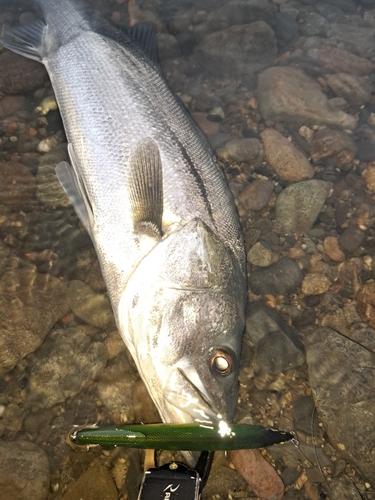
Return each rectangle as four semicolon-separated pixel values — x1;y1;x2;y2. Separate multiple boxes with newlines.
3;0;246;425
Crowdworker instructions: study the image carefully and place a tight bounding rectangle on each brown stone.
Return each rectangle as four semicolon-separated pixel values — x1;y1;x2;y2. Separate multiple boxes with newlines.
302;273;331;295
0;95;25;119
310;128;357;165
238;179;274;211
317;46;375;76
356;283;375;328
0;51;48;95
0;160;37;212
323;236;345;262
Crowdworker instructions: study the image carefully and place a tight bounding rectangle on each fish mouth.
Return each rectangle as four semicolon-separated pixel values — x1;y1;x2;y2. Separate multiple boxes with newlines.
162;358;222;425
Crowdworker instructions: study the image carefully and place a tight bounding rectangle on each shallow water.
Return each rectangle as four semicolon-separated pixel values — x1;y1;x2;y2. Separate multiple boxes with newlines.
1;0;375;499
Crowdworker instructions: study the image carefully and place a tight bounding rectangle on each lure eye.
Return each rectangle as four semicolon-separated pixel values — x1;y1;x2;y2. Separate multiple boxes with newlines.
210;349;234;376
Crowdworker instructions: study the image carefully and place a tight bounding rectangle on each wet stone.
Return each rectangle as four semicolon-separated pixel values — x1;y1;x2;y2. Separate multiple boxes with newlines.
356;283;375;329
62;462;118;500
0;95;25;119
193;21;277;78
326;73;372;107
27;327;107;408
209;0;273;31
310;128;357;166
0;441;50;500
156;33;181;60
317;45;375;76
257;67;357;130
0;160;37;212
327;23;375;58
260;128;314;182
323;236;345;262
304;327;375;486
338;224;365;253
217;137;262;164
300;12;329;36
238;179;273;211
272;12;300;47
247;241;278;267
67;280;115;329
293;395;319;436
246;302;305;374
0;51;48;94
249;257;303;296
275;180;330;235
302;273;331;295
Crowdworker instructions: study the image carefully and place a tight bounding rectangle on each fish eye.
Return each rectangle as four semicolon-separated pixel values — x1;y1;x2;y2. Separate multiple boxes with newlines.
210;349;234;376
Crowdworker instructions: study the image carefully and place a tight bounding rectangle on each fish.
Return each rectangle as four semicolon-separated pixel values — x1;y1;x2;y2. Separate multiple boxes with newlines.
70;423;294;451
2;0;246;428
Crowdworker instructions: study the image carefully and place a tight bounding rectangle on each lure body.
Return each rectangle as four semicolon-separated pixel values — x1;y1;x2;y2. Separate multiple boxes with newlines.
72;423;293;451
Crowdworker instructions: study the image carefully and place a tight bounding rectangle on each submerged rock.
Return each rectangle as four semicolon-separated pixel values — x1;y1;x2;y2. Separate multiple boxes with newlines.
0;51;48;94
193;21;277;78
249;257;303;296
317;45;375;76
326;73;372;106
257;67;357;129
217;138;262;164
67;280;114;329
310;128;357;166
62;462;118;500
0;160;37;212
238;179;273;211
209;0;273;31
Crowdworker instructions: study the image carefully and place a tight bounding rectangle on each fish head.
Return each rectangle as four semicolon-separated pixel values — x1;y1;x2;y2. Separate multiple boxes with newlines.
118;218;246;424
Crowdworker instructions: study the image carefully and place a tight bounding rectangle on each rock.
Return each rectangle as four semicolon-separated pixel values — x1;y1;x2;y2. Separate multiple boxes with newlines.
203;453;248;499
302;273;331;295
356;283;375;329
257;67;357;130
327;24;375;57
191;112;220;136
323;236;345;262
2;404;24;432
238;179;274;211
229;449;284;500
0;51;48;94
217;138;262;164
247;241;278;267
0;95;25;119
36;143;72;208
156;33;181;60
304;327;375;486
0;246;69;375
363;165;375;192
67;280;114;329
310;128;357;166
315;3;348;23
132;379;161;423
209;0;273;31
275;180;330;235
0;441;50;500
193;21;277;78
62;462;118;500
27;327;108;408
0;160;37;212
249;257;303;296
317;45;375;76
293;395;319;436
326;73;372;106
300;13;329;37
208;132;231;150
260;128;314;182
272;12;299;47
339;224;365;253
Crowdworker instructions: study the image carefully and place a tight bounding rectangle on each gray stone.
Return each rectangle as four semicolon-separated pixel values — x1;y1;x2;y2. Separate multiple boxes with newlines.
27;327;108;407
317;45;374;76
249;257;303;296
208;133;231;150
238;179;274;211
304;327;375;486
156;33;181;60
0;51;48;95
217;138;262;164
327;23;375;57
327;73;372;106
246;302;305;374
0;441;50;500
310;128;357;166
209;0;273;31
257;67;357;129
67;280;115;328
0;245;69;375
300;13;329;37
193;21;277;78
339;224;365;253
293;395;319;435
247;242;278;267
272;12;299;47
275;180;330;235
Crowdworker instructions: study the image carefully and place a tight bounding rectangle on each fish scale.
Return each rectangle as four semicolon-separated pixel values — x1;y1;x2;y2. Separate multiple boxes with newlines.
2;0;247;430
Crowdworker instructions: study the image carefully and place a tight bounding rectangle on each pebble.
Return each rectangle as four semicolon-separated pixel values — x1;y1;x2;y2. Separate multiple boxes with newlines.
229;449;285;500
191;112;220;135
362;165;375;192
260;128;314;181
193;21;277;77
304;327;375;486
0;51;48;94
272;12;300;47
293;395;319;436
207;132;231;150
356;283;375;328
209;0;273;31
238;179;274;211
62;462;118;500
0;248;69;375
217;137;262;164
0;441;50;500
67;280;115;328
275;180;330;235
257;67;357;130
327;23;375;58
317;45;375;76
302;273;332;295
249;257;303;296
323;236;346;262
310;128;357;166
0;95;25;119
0;160;37;212
338;224;365;253
27;327;108;407
300;12;329;37
156;33;181;60
247;241;278;267
326;73;372;107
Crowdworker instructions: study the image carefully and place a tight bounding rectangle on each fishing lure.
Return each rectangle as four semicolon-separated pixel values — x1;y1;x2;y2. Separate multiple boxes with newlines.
70;422;293;451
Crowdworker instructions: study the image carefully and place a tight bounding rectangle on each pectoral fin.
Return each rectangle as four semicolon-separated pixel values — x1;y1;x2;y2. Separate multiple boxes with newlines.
128;138;163;239
56;144;94;237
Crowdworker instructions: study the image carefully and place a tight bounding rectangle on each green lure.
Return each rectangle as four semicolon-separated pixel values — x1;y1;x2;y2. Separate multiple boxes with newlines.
72;423;293;451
